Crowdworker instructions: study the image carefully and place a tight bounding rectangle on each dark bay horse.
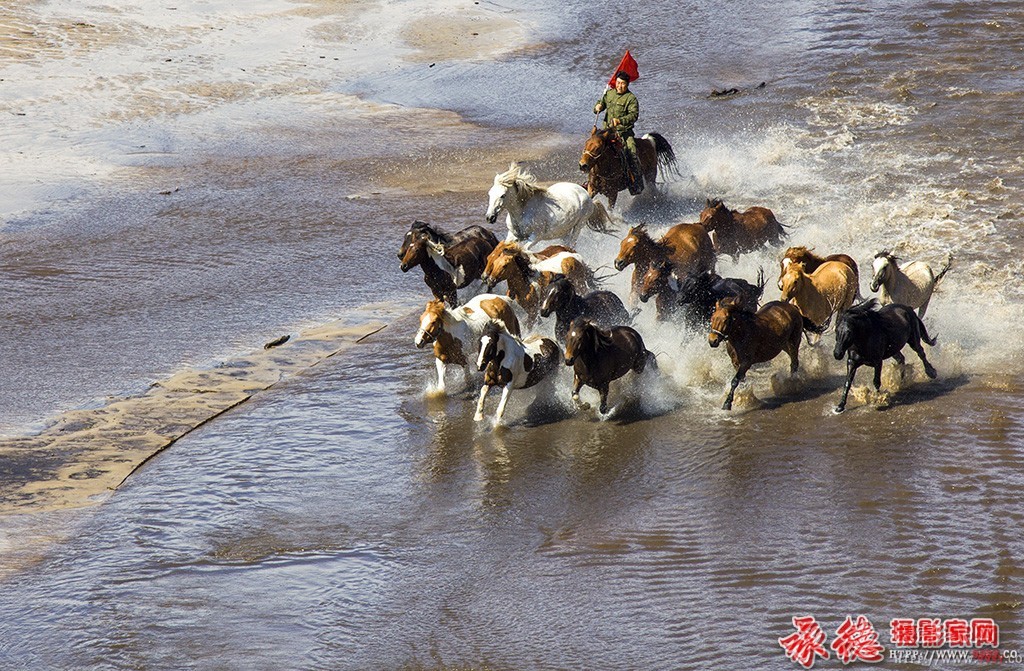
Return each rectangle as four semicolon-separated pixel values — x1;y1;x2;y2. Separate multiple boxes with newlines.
579;127;678;209
832;299;938;413
699;199;786;259
398;220;498;306
563;317;656;414
708;297;821;411
677;269;766;328
540;277;630;344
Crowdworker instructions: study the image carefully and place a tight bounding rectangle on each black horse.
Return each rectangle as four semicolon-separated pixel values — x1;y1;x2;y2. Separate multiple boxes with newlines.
833;299;938;413
540;278;631;344
677;268;766;328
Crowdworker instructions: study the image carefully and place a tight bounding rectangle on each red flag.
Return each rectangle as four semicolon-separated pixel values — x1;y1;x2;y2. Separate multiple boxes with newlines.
607;50;639;86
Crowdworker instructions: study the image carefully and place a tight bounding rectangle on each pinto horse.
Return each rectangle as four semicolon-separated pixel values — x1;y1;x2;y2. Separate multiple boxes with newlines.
579;127;678;209
614;223;716;302
563;317;657;414
398;220;498;306
486;162;615;245
708;297;820;411
779;261;858;330
482;242;596;324
474;322;561;426
414;295;521;393
540;277;631;344
699;199;786;259
871;251;952;318
833;299;938;413
779;246;860;294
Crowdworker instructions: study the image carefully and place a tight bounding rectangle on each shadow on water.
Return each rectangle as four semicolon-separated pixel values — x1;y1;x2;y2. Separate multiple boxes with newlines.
876;373;972;411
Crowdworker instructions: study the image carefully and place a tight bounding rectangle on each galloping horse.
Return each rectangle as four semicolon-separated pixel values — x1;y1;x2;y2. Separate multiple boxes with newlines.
708;298;818;411
699;199;786;259
579;127;678;209
414;295;521;393
871;251;952;318
482;243;597;324
779;246;859;293
833;299;938;413
779;261;858;330
474;322;561;426
486;162;614;245
614;223;716;302
563;318;657;414
398;220;498;306
677;269;766;328
540;277;630;344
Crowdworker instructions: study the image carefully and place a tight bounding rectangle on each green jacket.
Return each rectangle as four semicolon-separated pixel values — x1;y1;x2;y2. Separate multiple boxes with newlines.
595;88;639;136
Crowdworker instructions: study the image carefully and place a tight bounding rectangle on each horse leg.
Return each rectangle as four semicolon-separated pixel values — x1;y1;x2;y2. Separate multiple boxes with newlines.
835;359;859;413
723;365;749;411
873;364;883;390
599;383;611;414
571;375;584;405
493;385;513;426
909;338;938;379
473;384;491;422
435;358;447;393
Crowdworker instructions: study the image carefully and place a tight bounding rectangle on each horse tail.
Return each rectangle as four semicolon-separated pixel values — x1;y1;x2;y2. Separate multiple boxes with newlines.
915;313;938;347
644;349;660;372
754;266;767;298
587;200;617;235
933;252;953;285
643;132;680;179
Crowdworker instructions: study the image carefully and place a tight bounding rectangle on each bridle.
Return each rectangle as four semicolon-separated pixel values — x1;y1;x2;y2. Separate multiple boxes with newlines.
709;327;728;341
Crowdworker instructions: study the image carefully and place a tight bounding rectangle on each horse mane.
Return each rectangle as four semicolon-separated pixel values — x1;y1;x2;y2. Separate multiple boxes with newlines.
845;298;880;317
874;250;899;263
412;220;454;246
705;198;724;209
496;162;545;200
787;245;822;262
718;295;757;318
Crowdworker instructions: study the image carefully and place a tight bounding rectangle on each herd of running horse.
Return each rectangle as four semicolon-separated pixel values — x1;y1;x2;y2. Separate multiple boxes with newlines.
397;136;952;424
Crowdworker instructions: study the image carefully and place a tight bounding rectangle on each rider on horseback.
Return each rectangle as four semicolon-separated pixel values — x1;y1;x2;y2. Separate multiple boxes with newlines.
594;70;643;195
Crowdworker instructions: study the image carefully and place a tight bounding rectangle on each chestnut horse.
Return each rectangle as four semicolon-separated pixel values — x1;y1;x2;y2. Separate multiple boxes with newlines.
614;223;716;302
833;299;938;413
482;243;596;324
563;317;657;414
708;297;820;411
779;261;858;330
699;199;786;258
398;220;498;306
779;246;859;293
579;127;678;209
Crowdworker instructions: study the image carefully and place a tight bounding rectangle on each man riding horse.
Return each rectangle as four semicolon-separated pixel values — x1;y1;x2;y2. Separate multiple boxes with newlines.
593;70;643;195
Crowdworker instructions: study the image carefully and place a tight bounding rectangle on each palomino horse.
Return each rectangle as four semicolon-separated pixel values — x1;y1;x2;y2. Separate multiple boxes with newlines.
474;322;561;426
563;317;657;414
833;299;938;413
482;242;597;324
778;246;859;293
486;162;614;246
579;127;678;209
540;277;631;344
871;251;952;318
398;220;498;306
779;261;858;330
614;223;716;302
699;199;786;259
708;297;820;411
414;295;521;393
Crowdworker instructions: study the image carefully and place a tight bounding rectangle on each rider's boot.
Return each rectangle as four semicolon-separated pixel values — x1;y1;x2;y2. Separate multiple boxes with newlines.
627;151;644;195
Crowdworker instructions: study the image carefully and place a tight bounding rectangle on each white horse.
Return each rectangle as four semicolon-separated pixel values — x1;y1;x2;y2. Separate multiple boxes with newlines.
485;162;615;246
474;321;561;426
870;251;952;318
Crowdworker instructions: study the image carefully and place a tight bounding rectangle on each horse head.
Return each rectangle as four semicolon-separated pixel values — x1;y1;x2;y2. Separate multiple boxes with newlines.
614;224;649;271
580;127;615;172
833;300;877;360
708;296;743;348
399;233;429;272
415;299;447;348
779;264;808;302
699;199;729;231
540;277;572;318
563;317;595;366
870;252;897;292
477;322;505;372
779;246;812;289
639;260;673;303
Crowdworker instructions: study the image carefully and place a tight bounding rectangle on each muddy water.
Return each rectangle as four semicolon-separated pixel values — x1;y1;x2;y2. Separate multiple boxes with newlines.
2;0;1024;668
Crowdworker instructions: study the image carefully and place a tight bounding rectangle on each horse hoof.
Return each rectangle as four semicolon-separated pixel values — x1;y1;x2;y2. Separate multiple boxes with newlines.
926;366;938;379
834;405;846;414
722;402;732;411
473;414;484;422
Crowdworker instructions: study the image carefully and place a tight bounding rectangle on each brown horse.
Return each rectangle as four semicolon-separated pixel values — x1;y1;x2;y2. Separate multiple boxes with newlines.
614;223;717;301
699;199;786;259
779;261;858;329
638;260;684;322
398;220;498;306
563;317;657;414
779;246;859;292
579;127;678;209
708;297;817;410
482;243;595;324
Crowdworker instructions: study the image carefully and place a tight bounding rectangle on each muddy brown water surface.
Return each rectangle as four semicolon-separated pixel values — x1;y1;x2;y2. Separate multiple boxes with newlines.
2;0;1023;669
